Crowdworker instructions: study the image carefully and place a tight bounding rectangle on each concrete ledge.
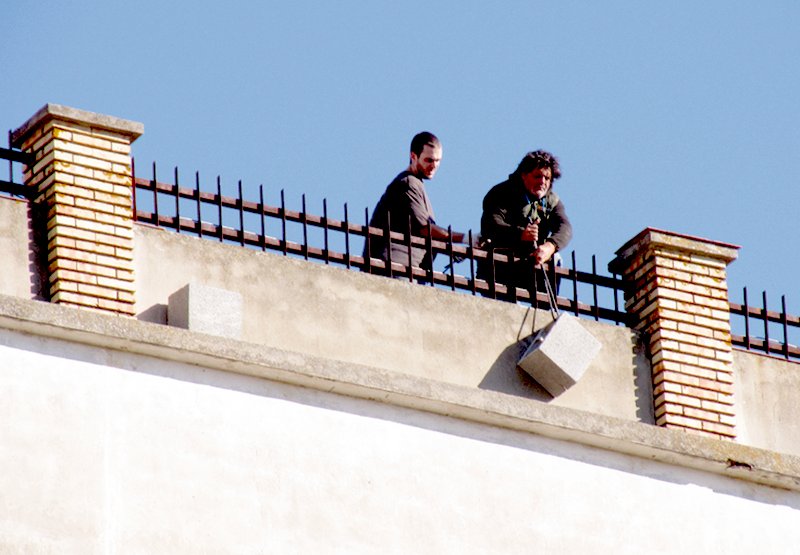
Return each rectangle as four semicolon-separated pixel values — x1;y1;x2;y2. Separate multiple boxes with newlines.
1;293;799;492
11;103;144;146
610;227;740;274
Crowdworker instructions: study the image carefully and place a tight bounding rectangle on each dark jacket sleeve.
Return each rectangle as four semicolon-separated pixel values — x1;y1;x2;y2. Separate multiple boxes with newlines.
545;199;572;251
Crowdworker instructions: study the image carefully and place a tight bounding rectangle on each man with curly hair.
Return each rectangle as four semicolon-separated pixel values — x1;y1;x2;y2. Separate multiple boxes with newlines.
478;150;573;299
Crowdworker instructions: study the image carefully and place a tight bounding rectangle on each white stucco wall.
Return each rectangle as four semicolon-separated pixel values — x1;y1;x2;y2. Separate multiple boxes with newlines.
2;321;800;554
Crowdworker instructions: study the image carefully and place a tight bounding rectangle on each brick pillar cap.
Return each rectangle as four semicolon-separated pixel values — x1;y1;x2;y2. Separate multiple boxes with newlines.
609;227;740;274
11;103;144;147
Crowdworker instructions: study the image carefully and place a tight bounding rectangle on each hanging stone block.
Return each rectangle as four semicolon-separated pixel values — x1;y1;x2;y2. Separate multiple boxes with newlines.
517;313;601;397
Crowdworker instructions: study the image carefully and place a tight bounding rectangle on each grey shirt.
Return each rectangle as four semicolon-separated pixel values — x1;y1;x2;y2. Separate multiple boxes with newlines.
364;170;436;271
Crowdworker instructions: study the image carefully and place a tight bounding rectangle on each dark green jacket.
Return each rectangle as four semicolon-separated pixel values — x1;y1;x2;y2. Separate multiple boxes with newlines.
477;175;573;287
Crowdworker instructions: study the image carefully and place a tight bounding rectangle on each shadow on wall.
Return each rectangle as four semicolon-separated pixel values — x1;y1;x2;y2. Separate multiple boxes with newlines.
632;338;655;424
479;302;561;401
138;304;168;324
27;202;46;301
478;337;553;401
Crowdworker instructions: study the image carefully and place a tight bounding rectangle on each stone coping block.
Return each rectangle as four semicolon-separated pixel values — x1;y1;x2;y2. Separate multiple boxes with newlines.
168;283;243;340
12;104;144;147
609;227;740;274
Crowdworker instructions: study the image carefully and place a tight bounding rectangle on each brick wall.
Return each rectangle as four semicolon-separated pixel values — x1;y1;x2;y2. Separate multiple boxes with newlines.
611;228;739;439
12;105;143;316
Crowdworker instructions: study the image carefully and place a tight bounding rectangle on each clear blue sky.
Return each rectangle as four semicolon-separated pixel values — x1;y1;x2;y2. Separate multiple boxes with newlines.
3;1;798;313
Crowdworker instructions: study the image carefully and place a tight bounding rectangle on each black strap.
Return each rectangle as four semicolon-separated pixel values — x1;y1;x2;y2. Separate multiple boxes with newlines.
531;260;559;336
539;263;559;319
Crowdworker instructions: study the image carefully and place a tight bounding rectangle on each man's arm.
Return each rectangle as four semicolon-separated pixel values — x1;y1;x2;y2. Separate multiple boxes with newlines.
404;179;466;243
419;223;465;243
532;200;572;265
545;200;572;251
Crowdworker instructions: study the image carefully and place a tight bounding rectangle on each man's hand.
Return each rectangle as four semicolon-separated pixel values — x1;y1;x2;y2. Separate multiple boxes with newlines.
521;222;539;244
533;241;556;265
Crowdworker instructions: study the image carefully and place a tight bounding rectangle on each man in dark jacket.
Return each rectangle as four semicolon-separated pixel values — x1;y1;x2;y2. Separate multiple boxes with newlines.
478;150;572;299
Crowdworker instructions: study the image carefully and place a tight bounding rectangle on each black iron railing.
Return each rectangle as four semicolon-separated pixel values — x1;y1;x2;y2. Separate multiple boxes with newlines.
0;135;32;198
129;162;641;326
730;290;800;360
130;163;800;361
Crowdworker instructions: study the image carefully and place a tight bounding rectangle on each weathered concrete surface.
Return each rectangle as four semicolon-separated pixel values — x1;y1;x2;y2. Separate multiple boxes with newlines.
134;225;651;422
735;350;800;454
10;103;144;146
0;198;43;301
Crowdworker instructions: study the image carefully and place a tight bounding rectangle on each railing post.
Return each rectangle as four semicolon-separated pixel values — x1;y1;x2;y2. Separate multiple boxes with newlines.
610;228;740;440
11;104;143;316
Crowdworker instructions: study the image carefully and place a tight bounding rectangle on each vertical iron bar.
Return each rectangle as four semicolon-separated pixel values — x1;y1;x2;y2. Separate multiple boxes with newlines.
344;204;351;269
280;189;287;255
216;176;223;242
322;198;329;264
426;222;433;286
763;291;770;355
195;172;202;237
6;130;12;184
612;271;621;325
301;194;308;259
489;246;497;300
571;251;579;316
406;216;413;282
152;162;159;226
743;287;750;349
174;167;181;233
364;207;371;273
782;295;789;360
592;255;599;321
448;226;455;291
238;180;245;246
259;185;266;251
384;212;393;277
468;230;476;296
513;254;520;304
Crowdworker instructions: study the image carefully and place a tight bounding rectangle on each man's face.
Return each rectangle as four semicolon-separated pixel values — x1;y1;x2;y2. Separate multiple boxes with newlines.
409;144;442;180
521;167;552;199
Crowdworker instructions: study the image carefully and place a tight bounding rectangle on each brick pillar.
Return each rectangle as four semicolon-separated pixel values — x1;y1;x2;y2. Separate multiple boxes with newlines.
610;228;740;439
11;104;143;316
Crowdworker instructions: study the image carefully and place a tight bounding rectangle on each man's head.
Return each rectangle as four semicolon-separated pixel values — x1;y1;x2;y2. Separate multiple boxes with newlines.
409;131;442;180
514;150;561;199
